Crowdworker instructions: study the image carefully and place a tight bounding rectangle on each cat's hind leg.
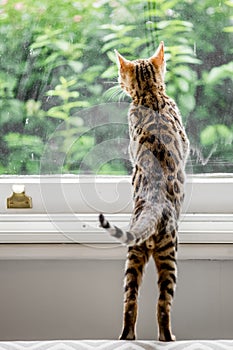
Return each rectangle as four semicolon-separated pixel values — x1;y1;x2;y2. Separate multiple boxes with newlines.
152;229;177;342
119;244;150;340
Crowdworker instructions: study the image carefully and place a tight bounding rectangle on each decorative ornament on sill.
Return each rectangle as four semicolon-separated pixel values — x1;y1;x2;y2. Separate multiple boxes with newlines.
7;184;32;209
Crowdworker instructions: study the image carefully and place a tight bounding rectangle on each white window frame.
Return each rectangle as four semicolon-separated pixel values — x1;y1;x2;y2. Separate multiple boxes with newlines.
0;174;233;260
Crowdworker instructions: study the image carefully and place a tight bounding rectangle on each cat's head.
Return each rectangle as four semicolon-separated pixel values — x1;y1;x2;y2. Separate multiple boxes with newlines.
115;41;166;97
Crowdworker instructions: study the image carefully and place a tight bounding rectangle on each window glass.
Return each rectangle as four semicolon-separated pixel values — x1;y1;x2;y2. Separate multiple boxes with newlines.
0;0;232;175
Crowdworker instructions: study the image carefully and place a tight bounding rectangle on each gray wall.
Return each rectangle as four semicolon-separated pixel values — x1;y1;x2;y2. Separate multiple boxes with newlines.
0;258;233;341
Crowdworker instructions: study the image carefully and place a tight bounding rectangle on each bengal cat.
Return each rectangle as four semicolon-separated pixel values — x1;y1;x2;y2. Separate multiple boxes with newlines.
99;41;189;341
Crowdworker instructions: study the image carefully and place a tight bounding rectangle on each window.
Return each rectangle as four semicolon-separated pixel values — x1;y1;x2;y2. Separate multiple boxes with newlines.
0;0;232;248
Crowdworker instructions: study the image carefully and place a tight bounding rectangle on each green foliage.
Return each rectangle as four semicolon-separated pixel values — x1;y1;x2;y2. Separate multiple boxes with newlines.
98;160;129;175
0;0;232;174
4;133;44;174
204;62;233;85
63;135;95;174
200;124;233;146
46;77;89;120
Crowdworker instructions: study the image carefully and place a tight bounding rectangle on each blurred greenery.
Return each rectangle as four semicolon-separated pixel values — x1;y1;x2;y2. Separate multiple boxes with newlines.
0;0;232;175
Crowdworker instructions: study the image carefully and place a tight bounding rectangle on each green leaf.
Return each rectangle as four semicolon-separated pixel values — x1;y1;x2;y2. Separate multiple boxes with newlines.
101;65;117;79
156;20;193;30
200;125;233;146
63;101;90;110
223;26;233;32
225;1;233;7
178;94;196;113
177;77;189;92
173;66;197;82
173;55;201;65
205;62;233;85
47;107;68;120
68;61;83;73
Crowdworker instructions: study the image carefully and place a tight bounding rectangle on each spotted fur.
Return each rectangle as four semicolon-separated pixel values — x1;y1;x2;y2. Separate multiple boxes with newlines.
99;41;189;341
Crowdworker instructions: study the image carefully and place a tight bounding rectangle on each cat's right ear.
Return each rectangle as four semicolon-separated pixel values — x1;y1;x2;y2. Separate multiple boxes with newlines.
149;41;165;66
114;50;133;72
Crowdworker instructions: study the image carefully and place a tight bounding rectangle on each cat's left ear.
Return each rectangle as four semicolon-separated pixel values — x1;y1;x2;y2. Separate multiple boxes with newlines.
115;50;133;72
149;41;165;66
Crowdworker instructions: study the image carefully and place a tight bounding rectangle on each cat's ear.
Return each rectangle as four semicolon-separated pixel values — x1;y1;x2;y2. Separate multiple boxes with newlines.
149;41;165;66
115;50;133;72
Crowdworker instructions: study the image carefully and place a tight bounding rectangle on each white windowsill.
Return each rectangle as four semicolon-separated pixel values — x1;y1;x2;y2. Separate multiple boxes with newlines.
0;174;233;259
0;213;233;244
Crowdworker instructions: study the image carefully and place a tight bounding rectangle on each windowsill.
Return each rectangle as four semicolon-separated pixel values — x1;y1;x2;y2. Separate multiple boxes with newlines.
0;213;233;243
0;174;233;253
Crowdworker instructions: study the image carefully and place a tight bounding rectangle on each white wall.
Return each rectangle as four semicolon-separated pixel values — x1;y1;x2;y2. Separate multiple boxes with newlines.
0;255;233;341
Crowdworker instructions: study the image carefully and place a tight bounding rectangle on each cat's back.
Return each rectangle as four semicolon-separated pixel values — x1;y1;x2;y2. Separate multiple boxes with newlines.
128;99;188;171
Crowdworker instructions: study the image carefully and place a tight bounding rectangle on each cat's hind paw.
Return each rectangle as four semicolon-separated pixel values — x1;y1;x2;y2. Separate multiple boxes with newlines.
159;333;176;342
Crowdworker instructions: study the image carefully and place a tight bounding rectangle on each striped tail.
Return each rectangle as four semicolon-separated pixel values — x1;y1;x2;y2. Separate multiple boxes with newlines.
99;210;160;246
